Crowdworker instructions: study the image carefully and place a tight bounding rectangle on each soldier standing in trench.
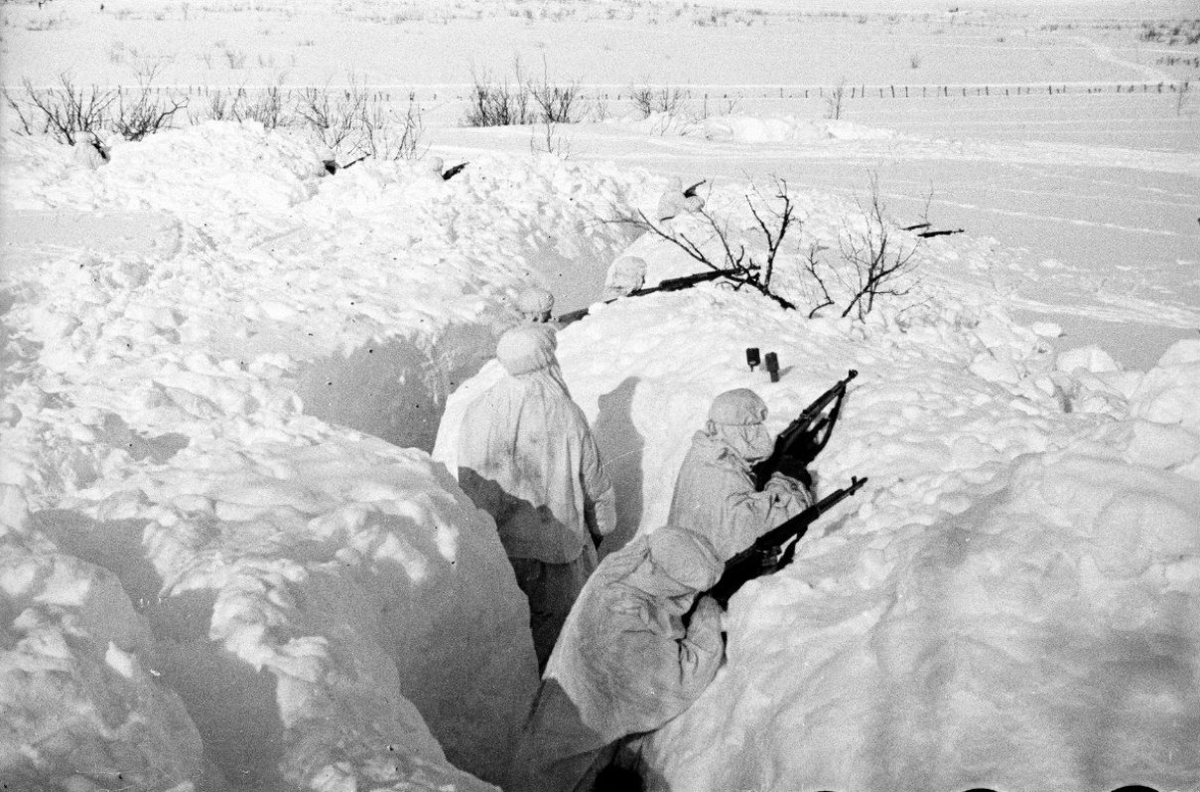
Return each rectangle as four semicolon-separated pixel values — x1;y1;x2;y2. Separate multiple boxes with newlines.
456;325;616;670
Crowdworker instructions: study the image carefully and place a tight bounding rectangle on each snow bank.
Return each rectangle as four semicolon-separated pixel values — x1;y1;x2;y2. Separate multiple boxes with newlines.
647;440;1200;792
696;114;899;144
2;122;640;452
1;534;206;792
612;112;900;145
1;123;669;789
437;236;1200;786
4;438;532;791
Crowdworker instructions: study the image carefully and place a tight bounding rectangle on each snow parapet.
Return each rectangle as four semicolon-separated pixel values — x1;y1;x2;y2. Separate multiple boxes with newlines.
438;267;1200;789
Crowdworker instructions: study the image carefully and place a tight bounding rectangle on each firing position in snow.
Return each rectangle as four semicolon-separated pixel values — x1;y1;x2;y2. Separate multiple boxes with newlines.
72;131;109;170
668;388;813;561
600;256;648;302
457;325;616;669
655;176;705;222
516;286;557;324
508;526;725;792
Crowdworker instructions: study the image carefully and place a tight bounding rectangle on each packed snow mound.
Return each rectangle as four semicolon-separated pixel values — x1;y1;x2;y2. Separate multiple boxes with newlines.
2;436;533;791
1;122;640;451
1;535;207;792
438;259;1200;786
695;114;899;144
647;444;1200;792
612;112;899;144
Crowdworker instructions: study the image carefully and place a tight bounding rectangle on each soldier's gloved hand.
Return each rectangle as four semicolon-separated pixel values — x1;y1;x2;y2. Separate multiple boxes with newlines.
773;454;812;488
755;545;786;577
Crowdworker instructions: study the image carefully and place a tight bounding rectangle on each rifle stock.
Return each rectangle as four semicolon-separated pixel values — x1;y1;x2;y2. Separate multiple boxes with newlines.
707;476;868;606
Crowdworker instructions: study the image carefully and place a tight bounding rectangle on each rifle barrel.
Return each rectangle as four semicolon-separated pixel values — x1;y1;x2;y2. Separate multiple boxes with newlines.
742;476;867;559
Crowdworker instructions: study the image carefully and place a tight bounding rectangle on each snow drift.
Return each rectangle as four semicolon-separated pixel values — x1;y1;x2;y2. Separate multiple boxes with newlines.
437;252;1200;789
0;123;651;790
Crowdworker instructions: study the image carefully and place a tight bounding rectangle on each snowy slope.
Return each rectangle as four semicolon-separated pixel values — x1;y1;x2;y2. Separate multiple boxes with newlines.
0;123;652;790
436;197;1200;788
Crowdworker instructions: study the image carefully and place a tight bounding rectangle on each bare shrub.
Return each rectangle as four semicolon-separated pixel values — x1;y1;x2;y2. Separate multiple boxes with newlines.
3;74;116;144
233;83;286;128
835;173;922;320
294;81;369;150
616;178;799;311
628;85;691;118
223;47;248;70
530;116;571;159
530;75;581;124
825;78;846;120
112;63;188;140
613;175;925;320
357;100;425;161
463;56;584;128
463;63;534;126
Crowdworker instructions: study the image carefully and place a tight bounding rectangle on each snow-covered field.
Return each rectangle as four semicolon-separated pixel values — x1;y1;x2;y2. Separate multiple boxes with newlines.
3;1;1199;791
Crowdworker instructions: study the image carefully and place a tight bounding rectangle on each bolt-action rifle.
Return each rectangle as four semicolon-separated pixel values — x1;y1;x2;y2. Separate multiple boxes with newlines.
751;369;858;490
705;476;868;607
554;266;746;326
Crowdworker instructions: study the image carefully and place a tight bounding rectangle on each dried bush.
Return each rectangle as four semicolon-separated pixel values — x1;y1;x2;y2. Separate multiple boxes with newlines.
616;175;925;320
835;173;922;319
4;75;116;144
464;64;534;127
617;178;799;311
628;85;691;118
112;64;188;141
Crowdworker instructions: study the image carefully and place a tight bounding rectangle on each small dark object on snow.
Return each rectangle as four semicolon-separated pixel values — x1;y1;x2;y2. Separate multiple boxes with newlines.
682;179;706;198
917;228;965;238
442;162;468;181
746;347;761;371
340;154;369;171
902;222;932;231
322;159;338;175
765;352;780;382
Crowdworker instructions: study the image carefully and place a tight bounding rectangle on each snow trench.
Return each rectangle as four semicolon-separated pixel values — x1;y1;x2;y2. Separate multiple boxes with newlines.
1;126;648;791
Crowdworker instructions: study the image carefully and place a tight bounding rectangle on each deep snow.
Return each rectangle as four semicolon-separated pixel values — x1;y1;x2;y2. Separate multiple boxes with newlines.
4;0;1200;790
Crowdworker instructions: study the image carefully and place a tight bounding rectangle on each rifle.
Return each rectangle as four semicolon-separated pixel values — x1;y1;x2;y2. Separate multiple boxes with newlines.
554;267;744;326
751;369;858;490
339;154;371;172
705;476;868;607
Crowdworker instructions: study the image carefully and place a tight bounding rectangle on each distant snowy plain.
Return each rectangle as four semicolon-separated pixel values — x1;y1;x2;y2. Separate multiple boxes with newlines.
2;1;1199;791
